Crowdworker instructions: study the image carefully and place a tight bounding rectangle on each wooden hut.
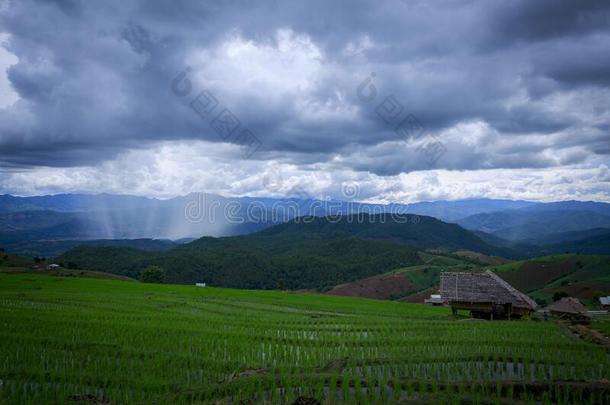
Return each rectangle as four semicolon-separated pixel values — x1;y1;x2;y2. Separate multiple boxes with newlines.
544;297;590;320
440;271;537;319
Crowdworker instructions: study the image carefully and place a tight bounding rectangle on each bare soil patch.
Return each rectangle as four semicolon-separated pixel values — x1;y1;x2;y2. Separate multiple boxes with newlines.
327;273;413;299
545;280;610;300
319;358;347;373
569;324;610;350
291;397;321;405
400;288;435;303
499;258;576;292
66;394;110;405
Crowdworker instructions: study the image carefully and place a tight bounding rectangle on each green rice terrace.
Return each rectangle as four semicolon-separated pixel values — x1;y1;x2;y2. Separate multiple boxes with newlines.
1;273;610;404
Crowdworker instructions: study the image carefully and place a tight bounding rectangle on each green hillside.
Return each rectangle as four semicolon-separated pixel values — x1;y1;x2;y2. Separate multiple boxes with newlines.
489;254;610;305
260;214;517;257
55;215;608;299
326;252;481;300
539;232;610;256
58;214;519;290
0;250;35;269
395;252;480;295
412;254;610;305
59;235;422;290
1;273;609;404
331;253;610;305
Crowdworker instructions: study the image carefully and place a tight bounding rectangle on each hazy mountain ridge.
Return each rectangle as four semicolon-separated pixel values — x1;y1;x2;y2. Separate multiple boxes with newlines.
457;204;610;241
537;233;610;256
522;228;610;246
4;239;180;258
2;193;610;258
1;194;536;248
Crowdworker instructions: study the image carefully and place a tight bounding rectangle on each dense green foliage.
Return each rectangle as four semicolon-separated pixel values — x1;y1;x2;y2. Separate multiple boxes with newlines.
259;214;515;257
541;232;610;256
1;273;608;404
57;245;153;276
57;214;517;290
0;251;33;268
489;254;610;304
59;233;422;290
553;291;570;302
140;265;165;283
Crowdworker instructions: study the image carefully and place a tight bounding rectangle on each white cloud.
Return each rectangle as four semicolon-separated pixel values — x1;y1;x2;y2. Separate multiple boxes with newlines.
189;29;323;101
1;140;608;203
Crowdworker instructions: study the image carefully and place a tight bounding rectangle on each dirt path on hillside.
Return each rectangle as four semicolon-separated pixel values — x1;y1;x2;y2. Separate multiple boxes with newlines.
567;323;610;350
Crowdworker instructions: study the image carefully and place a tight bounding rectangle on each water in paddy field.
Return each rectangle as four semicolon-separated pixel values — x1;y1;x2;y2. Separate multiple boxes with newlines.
351;361;582;381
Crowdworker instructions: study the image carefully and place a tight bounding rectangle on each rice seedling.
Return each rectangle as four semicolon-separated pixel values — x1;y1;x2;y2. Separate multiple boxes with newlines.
0;273;609;404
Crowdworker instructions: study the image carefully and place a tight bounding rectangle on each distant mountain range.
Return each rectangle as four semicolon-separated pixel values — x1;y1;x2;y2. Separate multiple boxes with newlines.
3;238;182;258
536;232;610;256
456;201;610;241
0;193;535;221
1;193;609;258
0;194;271;241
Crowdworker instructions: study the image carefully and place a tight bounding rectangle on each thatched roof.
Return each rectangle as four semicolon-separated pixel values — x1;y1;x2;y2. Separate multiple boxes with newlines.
440;271;537;310
545;297;589;316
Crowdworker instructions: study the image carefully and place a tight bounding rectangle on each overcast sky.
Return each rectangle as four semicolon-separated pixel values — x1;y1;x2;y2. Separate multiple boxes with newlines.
0;0;609;203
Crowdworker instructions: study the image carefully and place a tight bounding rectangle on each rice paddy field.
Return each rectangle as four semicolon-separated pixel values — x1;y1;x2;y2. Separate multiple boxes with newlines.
1;273;610;404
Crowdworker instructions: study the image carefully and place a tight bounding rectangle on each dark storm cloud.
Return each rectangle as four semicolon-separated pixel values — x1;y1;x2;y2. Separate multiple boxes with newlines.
531;37;610;88
0;0;609;174
484;0;610;44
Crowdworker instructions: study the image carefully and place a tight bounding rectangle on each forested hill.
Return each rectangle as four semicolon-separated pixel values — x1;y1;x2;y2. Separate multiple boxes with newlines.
59;236;422;290
58;214;518;290
257;214;518;257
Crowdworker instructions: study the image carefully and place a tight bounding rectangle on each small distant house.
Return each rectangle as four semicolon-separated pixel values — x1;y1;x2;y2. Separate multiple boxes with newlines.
424;294;443;306
46;264;60;270
440;271;537;319
195;282;206;288
545;297;590;320
600;296;610;308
